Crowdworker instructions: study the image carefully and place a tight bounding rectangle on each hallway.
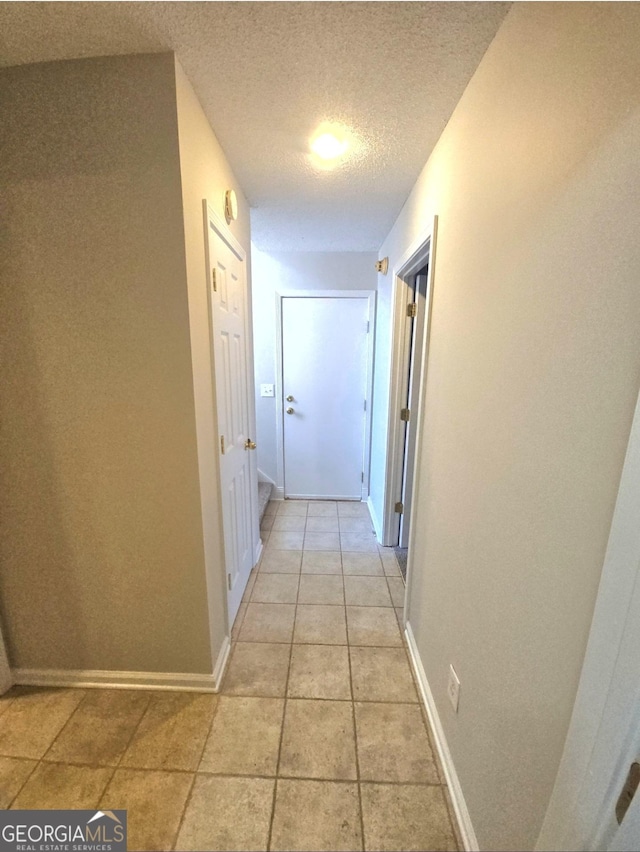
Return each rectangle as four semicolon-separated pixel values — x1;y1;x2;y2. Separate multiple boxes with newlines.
0;499;459;851
221;497;459;850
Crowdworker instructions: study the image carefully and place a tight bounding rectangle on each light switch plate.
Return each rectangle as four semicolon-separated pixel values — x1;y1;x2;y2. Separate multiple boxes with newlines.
260;384;275;398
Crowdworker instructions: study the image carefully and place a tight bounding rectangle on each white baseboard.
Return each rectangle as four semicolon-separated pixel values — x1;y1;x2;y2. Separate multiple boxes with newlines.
273;486;285;500
367;495;383;542
12;666;220;694
404;622;479;852
254;537;264;567
285;494;361;501
212;635;231;691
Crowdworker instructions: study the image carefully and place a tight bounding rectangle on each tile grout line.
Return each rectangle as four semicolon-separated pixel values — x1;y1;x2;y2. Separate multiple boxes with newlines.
343;547;366;852
170;693;223;851
2;689;83;808
191;769;444;786
39;689;92;764
266;503;304;852
232;638;403;649
113;692;154;769
8;690;106;810
9;751;449;789
96;688;157;817
221;692;419;706
7;756;44;809
87;764;120;812
232;591;251;641
384;570;402;614
16;688;151;812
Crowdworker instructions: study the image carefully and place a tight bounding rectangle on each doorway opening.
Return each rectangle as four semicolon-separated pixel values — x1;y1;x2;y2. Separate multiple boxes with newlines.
382;218;437;604
395;265;429;577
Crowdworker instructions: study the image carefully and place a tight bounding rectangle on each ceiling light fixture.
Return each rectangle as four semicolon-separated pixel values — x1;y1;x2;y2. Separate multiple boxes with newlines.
310;131;349;161
308;122;355;169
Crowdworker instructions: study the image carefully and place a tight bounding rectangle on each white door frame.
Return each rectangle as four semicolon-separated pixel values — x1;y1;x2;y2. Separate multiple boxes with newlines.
536;385;640;850
274;290;376;501
203;201;260;632
381;216;438;548
399;268;429;548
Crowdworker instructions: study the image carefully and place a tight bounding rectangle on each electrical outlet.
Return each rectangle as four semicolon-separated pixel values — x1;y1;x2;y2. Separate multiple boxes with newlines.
260;384;275;398
447;664;461;713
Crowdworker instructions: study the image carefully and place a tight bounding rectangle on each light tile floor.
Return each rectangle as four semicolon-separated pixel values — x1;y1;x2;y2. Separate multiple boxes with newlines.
0;500;460;851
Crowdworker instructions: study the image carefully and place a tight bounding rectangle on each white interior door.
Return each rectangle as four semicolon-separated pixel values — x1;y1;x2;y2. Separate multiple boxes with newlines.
207;224;257;626
399;268;428;547
608;784;640;852
536;387;640;851
382;221;436;548
282;295;370;500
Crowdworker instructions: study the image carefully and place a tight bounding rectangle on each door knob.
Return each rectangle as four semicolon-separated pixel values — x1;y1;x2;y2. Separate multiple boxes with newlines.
286;407;294;415
286;395;294;402
245;439;257;450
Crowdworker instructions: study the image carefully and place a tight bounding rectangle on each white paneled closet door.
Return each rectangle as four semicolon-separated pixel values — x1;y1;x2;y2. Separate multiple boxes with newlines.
205;204;259;628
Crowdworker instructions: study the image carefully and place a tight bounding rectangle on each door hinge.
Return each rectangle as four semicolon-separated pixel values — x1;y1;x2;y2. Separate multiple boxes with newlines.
361;471;364;483
212;268;218;292
364;399;367;412
366;320;370;333
220;435;225;454
407;303;417;318
616;762;640;825
400;408;410;422
395;501;404;514
227;573;232;591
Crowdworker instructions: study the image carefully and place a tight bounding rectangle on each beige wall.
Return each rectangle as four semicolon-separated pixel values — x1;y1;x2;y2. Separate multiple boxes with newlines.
174;59;254;658
0;54;213;674
378;4;640;849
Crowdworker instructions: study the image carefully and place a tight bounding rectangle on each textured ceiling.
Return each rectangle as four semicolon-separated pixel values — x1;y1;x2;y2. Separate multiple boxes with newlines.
0;2;510;251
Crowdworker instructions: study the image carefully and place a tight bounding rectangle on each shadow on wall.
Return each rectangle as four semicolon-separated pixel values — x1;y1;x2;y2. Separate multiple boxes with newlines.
0;261;85;668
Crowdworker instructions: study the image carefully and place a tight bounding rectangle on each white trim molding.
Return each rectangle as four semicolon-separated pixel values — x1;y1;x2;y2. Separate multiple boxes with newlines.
405;621;479;852
367;495;383;541
211;634;232;690
12;634;233;695
13;666;219;694
382;217;438;547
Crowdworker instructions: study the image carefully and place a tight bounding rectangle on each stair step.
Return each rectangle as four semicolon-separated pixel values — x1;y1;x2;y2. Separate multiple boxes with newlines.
258;482;273;523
